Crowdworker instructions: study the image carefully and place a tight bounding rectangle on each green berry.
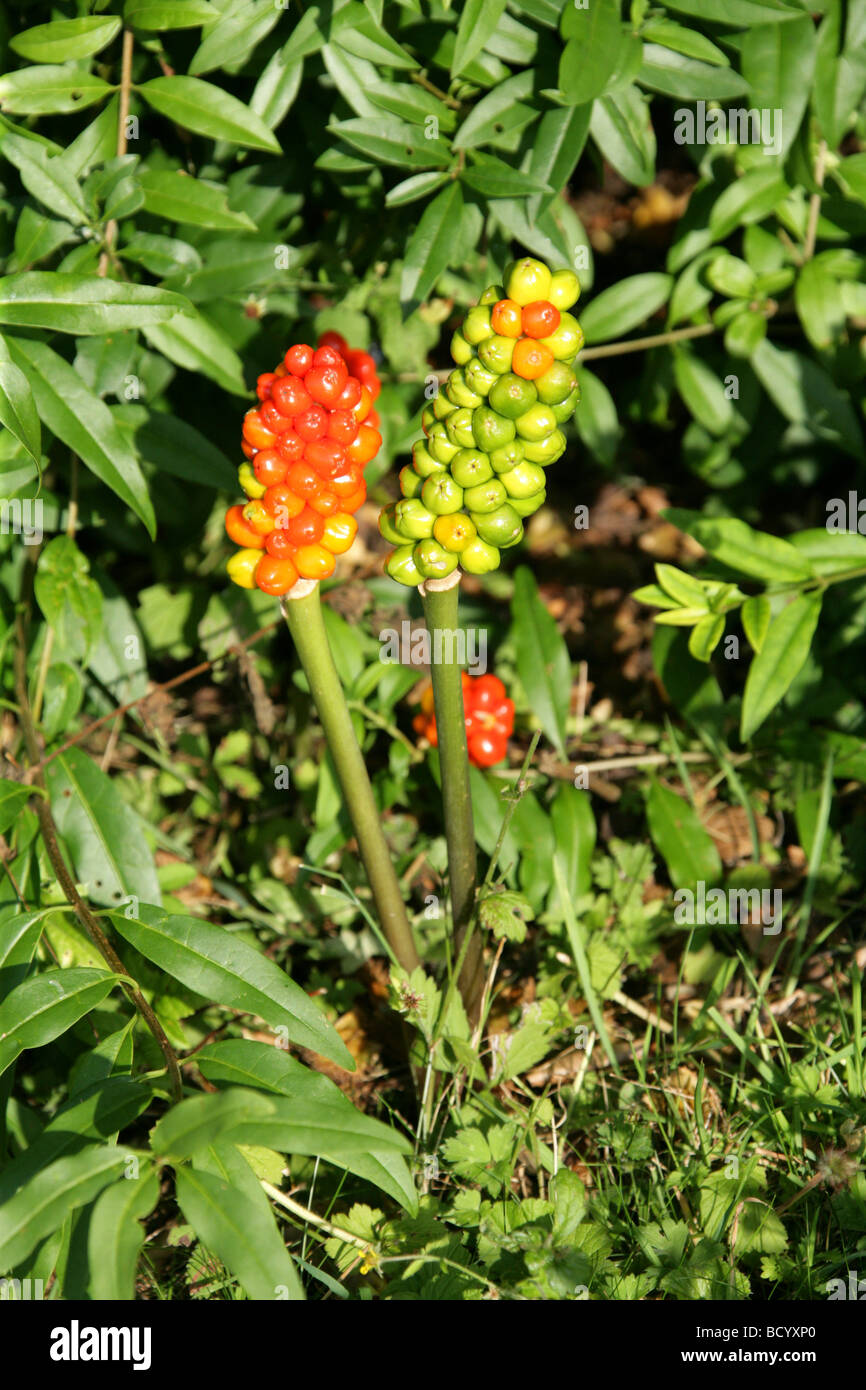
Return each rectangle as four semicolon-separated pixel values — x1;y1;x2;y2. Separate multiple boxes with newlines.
414;539;459;580
412;440;445;478
463;305;494;345
479;283;505;306
464;356;499;396
422;471;464;515
509;489;546;518
498;461;546;498
450;330;473;364
432;390;457;420
472;404;516;453
445;371;483;409
534;360;577;406
459;537;501;575
515;403;557;441
427;422;460;464
386;544;422;587
552;386;580;424
489;439;525;473
473;503;524;548
548;268;580;311
505;257;552;306
477;334;516;374
398;464;423;498
445;406;477;449
450;448;493;489
523;428;567;465
421;404;436;433
379;503;406;546
489;372;538;420
395;498;437;539
464;478;507;513
539;311;584;361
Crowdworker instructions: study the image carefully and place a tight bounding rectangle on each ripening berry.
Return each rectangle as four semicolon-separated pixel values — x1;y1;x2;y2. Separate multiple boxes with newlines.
272;375;313;417
256;372;276;402
284;343;313;376
294;404;328;442
335;376;362;410
255;554;299;595
306;365;348;408
225;504;265;549
242;499;275;536
347;423;381;465
242;411;277;450
490;299;523;337
295;543;336;580
327;408;360;446
253;449;288;488
512;338;555;380
284;507;325;547
321;512;358;554
263;483;305;521
305;438;346;476
317;330;349;356
521;300;560;338
276;430;305;464
308;489;340;517
227;547;261;589
285;461;323;499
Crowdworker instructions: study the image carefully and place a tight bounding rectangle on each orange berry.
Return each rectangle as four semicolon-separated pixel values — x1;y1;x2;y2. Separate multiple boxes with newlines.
305;438;346;476
340;481;366;513
352;384;373;424
262;483;305;522
285;461;323;499
242;411;277;450
330;466;364;499
284;507;324;547
512;338;555;380
272;375;312;417
521;301;560;338
241;438;255;461
255;554;299;595
491;298;523;337
294;404;328;442
308;489;340;517
321;512;357;554
294;543;336;580
242;500;275;536
277;431;305;464
284;344;313;376
225;504;265;549
253;449;287;487
256;372;275;402
346;423;381;466
260;400;294;434
366;407;380;430
327;409;360;446
335;376;362;410
265;529;298;560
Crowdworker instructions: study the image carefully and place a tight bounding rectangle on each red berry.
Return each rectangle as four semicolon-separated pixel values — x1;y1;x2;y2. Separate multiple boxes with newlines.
521;300;560;338
262;483;304;521
242;411;277;450
284;344;313;376
294;404;328;441
265;528;298;560
312;344;347;374
286;461;323;499
272;375;312;417
327;409;360;446
335;376;362;410
468;730;507;767
255;554;299;596
305;438;346;476
305;365;348;408
330;465;364;499
277;430;305;464
472;675;507;709
308;489;340;517
285;507;324;546
253;449;287;487
256;372;275;402
317;330;349;356
260;400;293;434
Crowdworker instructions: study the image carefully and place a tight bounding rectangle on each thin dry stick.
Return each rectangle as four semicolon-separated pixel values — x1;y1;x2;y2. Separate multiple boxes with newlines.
14;623;183;1103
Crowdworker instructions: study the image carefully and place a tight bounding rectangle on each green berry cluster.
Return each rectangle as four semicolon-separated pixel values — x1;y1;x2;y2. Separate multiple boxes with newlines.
380;257;583;586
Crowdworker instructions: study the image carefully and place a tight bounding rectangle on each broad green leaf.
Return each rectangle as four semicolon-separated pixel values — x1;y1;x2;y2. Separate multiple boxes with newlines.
741;17;816;160
550;784;596;901
646;782;723;890
461;154;549;199
580;272;672;343
672;348;733;436
331;3;418;70
652;627;724;737
659;0;808;23
119;232;202;280
34;536;103;662
0;66;113;116
142;308;246;396
7;336;155;535
752;338;864;458
9;206;77;273
250;46;303;130
451;0;507;76
789;527;866;577
528;104;592;214
742;594;771;652
10;18;121;64
400;181;464;307
45;747;162;908
73;331;137;399
590;85;656;187
124;0;217;29
641;19;729;66
367;80;457;133
139;169;257;230
709;168;788;243
86;571;148;707
836;152;866;205
574;367;619;465
68;1021;135;1097
0;361;40;465
133;413;236;490
174;237;289;303
467;764;520;869
138;76;280;153
177;1163;303;1300
329;116;451;168
0;272;190;336
740;592;823;741
0;1145;134;1270
0;133;90;226
637;44;748;100
0;906;53;1000
559;0;625;105
688;612;725;662
663;508;815;584
109;905;353;1067
190;0;282;75
88;1170;159;1300
453;71;539;151
150;1087;277;1159
0;968;119;1078
511;565;570;757
656;562;710;608
384;171;450;208
813;0;866;149
794;260;846;349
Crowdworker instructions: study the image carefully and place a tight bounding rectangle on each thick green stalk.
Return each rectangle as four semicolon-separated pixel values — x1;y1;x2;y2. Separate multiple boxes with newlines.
420;577;484;1021
282;584;419;975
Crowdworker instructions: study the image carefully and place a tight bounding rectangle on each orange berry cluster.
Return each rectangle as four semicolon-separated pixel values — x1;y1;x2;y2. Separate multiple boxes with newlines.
413;673;515;768
226;332;382;595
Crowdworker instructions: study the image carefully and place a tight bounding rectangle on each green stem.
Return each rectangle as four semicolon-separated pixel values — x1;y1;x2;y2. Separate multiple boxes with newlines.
282;584;419;974
419;577;484;1021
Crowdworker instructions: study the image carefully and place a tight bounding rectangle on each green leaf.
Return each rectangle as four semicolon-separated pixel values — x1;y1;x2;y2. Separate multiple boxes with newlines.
590;85;656;187
179;1151;304;1300
672;348;733;437
10;17;122;64
646;782;723;890
0;906;53;1000
478;889;534;943
709;167;788;243
752;339;864;458
151;1087;277;1158
794;260;846;349
453;71;538;152
0;1145;134;1270
332;3;419;71
45;747;162;909
452;0;508;76
688;612;725;662
249;44;303;130
329;116;451;168
124;0;218;30
0;272;191;336
139;169;257;230
461;153;549;199
559;0;625;105
384;170;450;208
137;76;280;153
637;44;748;100
740;592;823;741
511;565;570;757
550;783;596;901
6;336;156;536
0;65;113;116
0;132;90;226
87;1170;160;1300
742;594;771;652
660;0;807;22
789;527;866;577
528;104;592;214
190;0;282;75
580;272;672;344
640;19;729;66
663;508;815;584
134;412;236;490
109;905;353;1068
573;367;619;465
142;308;246;396
400;181;464;307
0;361;40;466
813;0;866;149
741;17;816;160
0;968;119;1079
34;536;103;662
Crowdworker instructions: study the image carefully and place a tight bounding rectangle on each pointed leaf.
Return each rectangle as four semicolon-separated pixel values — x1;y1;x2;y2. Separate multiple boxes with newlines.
740;592;823;741
0;967;119;1078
